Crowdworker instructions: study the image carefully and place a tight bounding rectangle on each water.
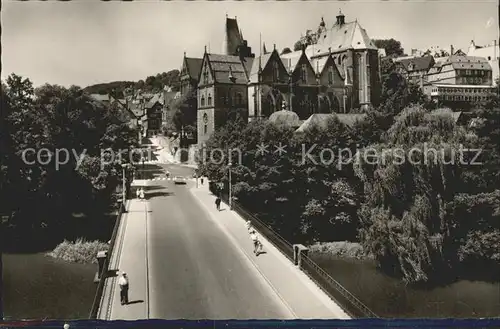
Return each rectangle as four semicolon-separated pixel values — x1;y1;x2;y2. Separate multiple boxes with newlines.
311;254;500;318
3;253;97;320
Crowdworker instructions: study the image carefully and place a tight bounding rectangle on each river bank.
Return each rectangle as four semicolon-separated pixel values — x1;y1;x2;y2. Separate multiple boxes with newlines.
310;253;500;318
3;253;97;320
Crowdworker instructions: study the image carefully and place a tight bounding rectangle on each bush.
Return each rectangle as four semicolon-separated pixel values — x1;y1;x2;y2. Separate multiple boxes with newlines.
308;241;372;260
47;238;109;264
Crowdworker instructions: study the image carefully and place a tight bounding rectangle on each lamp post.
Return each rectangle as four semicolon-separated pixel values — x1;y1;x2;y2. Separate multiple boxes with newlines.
228;161;232;210
121;164;128;206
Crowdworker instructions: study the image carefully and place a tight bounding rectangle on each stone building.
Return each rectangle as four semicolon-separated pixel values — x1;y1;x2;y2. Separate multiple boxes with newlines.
195;13;380;148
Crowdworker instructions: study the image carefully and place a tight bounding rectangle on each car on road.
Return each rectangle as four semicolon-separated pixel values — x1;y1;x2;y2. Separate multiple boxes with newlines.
174;176;187;184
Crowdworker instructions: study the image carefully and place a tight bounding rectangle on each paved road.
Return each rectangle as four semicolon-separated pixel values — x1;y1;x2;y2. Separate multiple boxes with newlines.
145;164;293;319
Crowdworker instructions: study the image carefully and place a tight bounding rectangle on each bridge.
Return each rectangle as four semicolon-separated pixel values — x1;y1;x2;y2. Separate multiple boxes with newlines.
89;140;376;320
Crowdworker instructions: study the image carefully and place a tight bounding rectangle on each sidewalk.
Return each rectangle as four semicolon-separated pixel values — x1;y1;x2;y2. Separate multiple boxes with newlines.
190;184;350;319
98;199;150;320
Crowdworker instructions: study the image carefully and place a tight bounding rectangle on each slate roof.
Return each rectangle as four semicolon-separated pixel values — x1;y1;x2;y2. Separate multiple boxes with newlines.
207;54;251;84
433;55;491;71
295;113;366;133
394;55;435;72
248;53;273;83
280;51;304;72
310;56;330;75
307;20;377;58
185;58;203;81
145;93;163;109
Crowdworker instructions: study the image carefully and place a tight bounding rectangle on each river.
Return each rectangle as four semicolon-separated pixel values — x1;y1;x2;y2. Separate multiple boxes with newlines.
3;253;97;320
311;254;500;318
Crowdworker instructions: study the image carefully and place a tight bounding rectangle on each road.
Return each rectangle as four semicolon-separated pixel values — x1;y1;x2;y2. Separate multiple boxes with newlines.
145;163;293;319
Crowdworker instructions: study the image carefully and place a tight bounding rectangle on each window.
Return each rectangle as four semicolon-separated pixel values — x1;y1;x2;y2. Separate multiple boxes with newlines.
203;65;209;84
201;96;205;106
208;94;212;106
328;67;334;85
237;93;243;105
204;124;208;134
273;61;279;82
301;64;307;83
203;113;208;134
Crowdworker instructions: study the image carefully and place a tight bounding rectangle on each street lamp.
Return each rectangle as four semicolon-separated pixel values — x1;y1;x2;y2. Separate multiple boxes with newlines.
121;163;129;206
228;161;232;210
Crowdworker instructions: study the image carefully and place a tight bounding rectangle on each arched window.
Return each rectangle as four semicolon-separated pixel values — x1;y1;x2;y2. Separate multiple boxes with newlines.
337;56;341;65
208;94;212;106
201;96;205;106
203;113;208;134
328;67;334;85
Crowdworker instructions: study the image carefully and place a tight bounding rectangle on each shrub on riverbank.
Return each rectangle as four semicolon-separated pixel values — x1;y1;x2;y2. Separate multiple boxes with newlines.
308;241;372;260
47;238;109;264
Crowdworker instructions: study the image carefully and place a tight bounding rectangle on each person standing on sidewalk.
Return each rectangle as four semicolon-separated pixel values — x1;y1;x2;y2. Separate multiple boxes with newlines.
118;272;129;305
215;197;221;211
136;188;140;199
201;177;204;185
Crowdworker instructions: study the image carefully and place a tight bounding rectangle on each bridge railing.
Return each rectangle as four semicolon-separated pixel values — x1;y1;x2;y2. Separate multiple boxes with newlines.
88;184;128;319
211;185;377;318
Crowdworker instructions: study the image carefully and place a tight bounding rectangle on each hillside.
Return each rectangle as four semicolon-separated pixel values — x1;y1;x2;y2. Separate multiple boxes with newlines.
84;69;180;96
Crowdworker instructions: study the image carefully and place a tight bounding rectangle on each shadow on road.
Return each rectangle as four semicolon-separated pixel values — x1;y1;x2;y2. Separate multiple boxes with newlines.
144;185;165;191
126;300;144;305
146;192;174;199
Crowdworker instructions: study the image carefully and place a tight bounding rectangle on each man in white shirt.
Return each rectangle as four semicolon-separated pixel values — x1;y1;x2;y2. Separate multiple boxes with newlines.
118;272;129;305
249;230;263;255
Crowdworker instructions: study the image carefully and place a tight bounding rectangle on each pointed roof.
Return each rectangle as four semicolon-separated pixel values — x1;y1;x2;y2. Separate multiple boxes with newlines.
280;50;305;72
307;18;377;58
223;16;243;55
248;52;273;83
184;57;203;81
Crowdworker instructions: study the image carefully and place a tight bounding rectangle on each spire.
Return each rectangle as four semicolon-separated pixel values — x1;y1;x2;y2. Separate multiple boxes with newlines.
273;43;276;51
184;51;186;58
263;42;268;55
204;45;207;54
259;33;263;71
329;47;332;55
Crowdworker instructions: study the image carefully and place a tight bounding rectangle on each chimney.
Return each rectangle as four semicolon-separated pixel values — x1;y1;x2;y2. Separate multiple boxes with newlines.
336;10;345;26
450;45;454;55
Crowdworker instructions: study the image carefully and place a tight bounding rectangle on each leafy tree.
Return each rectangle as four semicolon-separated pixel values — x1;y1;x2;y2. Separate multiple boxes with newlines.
281;48;292;55
372;38;406;57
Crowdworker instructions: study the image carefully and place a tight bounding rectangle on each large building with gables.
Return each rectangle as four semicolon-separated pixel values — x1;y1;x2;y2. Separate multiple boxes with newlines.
180;13;382;146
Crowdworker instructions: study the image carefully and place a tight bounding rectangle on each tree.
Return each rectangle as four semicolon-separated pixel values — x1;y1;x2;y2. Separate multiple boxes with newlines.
281;47;292;55
372;39;406;57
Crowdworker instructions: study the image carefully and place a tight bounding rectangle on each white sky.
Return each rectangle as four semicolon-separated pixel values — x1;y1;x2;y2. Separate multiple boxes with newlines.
2;0;498;87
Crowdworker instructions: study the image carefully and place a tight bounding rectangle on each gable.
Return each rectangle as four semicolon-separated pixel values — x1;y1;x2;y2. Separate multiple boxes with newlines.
197;54;215;88
292;52;316;83
319;56;344;85
261;51;290;83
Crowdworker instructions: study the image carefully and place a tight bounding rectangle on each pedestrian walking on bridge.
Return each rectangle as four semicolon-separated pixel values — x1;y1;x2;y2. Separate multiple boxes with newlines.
118;272;129;305
215;197;221;211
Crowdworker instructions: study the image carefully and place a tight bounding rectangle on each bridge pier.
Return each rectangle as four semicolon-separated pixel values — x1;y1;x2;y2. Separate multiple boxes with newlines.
293;244;309;270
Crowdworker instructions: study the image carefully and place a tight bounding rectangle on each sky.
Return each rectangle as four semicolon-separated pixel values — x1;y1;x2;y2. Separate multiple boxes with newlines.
2;0;498;88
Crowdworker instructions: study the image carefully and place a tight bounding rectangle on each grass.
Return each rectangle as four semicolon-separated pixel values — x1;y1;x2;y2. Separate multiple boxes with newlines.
308;241;373;260
47;238;109;264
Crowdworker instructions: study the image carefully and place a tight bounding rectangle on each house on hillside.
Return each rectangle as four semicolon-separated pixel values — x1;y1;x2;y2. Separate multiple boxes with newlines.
393;55;435;86
89;93;138;129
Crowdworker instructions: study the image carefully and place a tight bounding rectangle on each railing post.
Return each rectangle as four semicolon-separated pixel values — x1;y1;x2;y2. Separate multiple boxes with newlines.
94;251;108;283
293;244;308;270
